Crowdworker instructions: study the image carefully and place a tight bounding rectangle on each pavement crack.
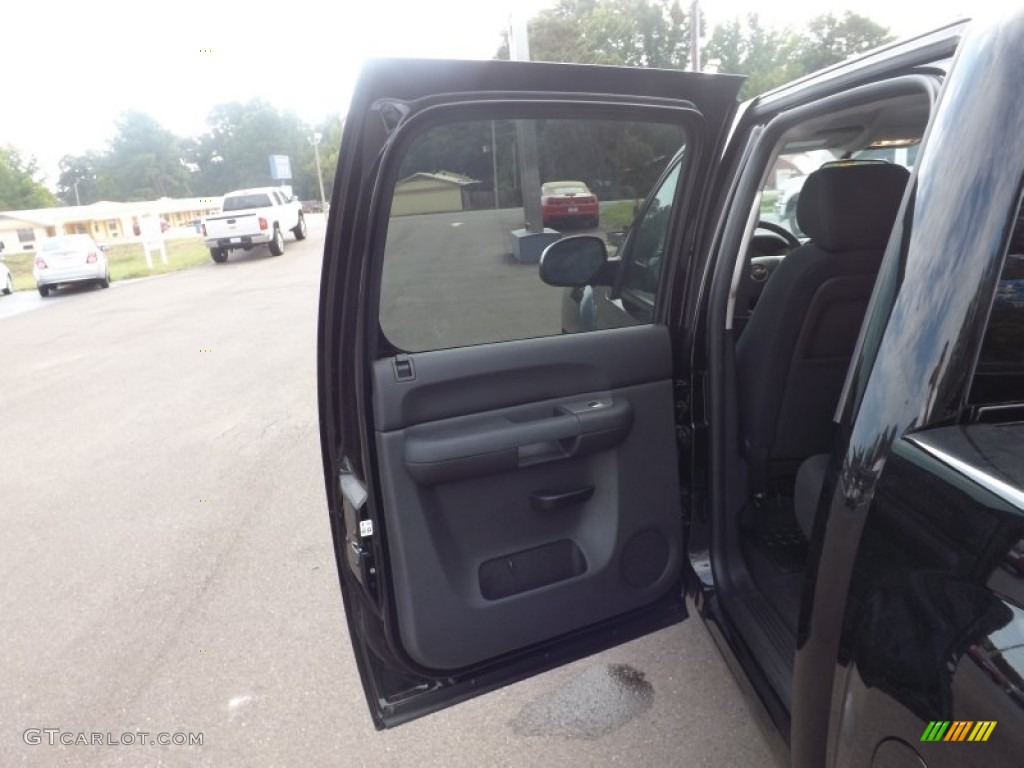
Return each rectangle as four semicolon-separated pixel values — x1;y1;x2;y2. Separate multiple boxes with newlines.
258;419;281;440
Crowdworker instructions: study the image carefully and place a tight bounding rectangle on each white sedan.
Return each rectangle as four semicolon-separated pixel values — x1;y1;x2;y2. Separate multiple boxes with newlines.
33;235;110;297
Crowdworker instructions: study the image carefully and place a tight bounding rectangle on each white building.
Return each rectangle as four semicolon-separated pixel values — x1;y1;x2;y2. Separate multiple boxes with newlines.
0;197;222;253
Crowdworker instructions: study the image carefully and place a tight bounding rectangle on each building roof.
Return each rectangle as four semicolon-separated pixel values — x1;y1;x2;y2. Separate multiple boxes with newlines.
0;197;223;227
0;210;62;226
222;187;290;196
396;172;479;187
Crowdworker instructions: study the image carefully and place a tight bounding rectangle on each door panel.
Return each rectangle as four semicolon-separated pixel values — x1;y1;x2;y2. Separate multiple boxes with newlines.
372;325;682;670
318;57;743;726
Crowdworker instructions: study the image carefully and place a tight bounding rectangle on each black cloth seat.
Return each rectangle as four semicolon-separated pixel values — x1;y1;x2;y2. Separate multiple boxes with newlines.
736;162;910;492
794;453;830;537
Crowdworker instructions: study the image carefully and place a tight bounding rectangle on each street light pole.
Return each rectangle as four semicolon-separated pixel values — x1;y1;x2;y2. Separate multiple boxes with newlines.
311;132;327;210
73;181;81;206
690;0;701;72
491;120;500;210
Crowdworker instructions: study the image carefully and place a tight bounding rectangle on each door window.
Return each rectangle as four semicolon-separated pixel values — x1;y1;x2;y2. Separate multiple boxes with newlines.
377;117;688;352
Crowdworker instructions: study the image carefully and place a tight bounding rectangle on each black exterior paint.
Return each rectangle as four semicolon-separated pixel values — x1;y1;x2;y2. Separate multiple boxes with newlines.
790;11;1024;768
832;428;1024;767
319;10;1024;764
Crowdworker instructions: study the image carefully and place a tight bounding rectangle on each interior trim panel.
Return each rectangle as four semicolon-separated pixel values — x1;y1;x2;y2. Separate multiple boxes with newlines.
371;325;685;670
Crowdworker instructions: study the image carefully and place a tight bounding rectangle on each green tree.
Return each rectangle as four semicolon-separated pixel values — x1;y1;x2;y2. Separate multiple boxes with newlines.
56;152;108;206
498;0;696;69
797;12;895;74
104;112;192;201
707;12;893;97
704;15;804;99
303;114;344;202
187;99;319;199
0;145;56;210
500;2;895;100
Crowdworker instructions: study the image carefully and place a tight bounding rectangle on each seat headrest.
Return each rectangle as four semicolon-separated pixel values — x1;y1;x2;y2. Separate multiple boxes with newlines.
796;162;910;251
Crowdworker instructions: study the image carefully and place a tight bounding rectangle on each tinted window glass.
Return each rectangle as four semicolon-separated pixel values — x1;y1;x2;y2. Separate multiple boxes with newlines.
223;194;272;211
972;199;1024;404
40;236;92;251
617;162;681;311
378;117;688;352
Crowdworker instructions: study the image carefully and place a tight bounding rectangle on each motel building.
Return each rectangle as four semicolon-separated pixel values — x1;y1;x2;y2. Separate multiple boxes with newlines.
0;197;222;253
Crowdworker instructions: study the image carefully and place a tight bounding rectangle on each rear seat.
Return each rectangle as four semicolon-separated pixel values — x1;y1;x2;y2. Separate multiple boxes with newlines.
794;453;830;538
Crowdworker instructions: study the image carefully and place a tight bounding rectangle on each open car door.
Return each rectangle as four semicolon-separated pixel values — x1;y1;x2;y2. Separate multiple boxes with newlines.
318;58;743;728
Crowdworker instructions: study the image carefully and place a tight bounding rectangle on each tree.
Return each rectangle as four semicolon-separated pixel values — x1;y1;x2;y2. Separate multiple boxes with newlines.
704;15;804;99
303;114;344;202
708;12;893;97
499;2;895;100
497;0;697;69
797;12;895;74
103;112;192;201
0;145;56;210
185;99;321;199
57;152;108;206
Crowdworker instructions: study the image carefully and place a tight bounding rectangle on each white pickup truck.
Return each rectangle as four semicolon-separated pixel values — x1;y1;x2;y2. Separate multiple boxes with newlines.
201;187;307;263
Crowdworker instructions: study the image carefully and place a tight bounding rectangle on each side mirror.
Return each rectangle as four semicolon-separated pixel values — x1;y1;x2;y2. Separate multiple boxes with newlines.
539;235;610;287
99;245;108;252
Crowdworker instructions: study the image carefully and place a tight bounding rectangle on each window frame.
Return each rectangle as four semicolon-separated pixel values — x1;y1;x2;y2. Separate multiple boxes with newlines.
611;155;686;323
367;100;705;356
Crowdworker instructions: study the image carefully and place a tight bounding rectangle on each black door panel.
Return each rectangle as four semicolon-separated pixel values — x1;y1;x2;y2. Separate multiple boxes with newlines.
319;57;743;725
372;325;683;671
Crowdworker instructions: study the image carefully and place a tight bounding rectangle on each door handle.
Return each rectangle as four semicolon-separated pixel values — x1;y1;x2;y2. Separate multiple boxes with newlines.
530;485;595;512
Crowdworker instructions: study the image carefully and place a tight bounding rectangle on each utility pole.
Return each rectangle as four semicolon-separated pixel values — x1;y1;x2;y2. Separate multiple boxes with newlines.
491;120;500;210
509;14;543;234
311;132;327;210
690;0;701;72
504;14;560;263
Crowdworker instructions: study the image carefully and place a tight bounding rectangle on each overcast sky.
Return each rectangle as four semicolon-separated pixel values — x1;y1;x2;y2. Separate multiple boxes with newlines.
5;0;1005;187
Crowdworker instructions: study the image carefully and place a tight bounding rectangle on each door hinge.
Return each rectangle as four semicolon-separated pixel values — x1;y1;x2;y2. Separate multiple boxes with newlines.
674;379;692;451
339;467;378;603
676;424;692;451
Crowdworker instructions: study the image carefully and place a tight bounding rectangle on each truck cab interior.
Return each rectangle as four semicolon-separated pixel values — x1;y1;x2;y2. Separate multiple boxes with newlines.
704;81;934;718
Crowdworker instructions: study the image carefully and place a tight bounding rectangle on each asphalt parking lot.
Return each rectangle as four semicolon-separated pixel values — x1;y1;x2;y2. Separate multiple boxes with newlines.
0;213;774;766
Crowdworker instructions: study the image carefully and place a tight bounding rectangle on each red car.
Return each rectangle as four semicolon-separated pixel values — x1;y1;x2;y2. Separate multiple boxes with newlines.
540;181;599;228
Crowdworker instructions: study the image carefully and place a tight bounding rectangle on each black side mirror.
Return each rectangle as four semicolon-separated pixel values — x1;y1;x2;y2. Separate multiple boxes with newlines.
539;235;611;287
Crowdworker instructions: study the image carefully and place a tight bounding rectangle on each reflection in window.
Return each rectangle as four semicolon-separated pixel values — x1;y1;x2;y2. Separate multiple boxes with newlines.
972;200;1024;405
620;163;681;305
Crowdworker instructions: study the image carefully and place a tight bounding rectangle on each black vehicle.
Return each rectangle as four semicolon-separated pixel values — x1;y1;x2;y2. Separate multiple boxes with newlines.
317;9;1024;767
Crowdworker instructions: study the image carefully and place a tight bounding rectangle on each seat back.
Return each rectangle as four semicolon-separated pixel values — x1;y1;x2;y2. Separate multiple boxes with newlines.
736;162;910;491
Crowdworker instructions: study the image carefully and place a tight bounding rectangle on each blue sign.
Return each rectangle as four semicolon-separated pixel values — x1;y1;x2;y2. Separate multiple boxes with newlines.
269;155;292;180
